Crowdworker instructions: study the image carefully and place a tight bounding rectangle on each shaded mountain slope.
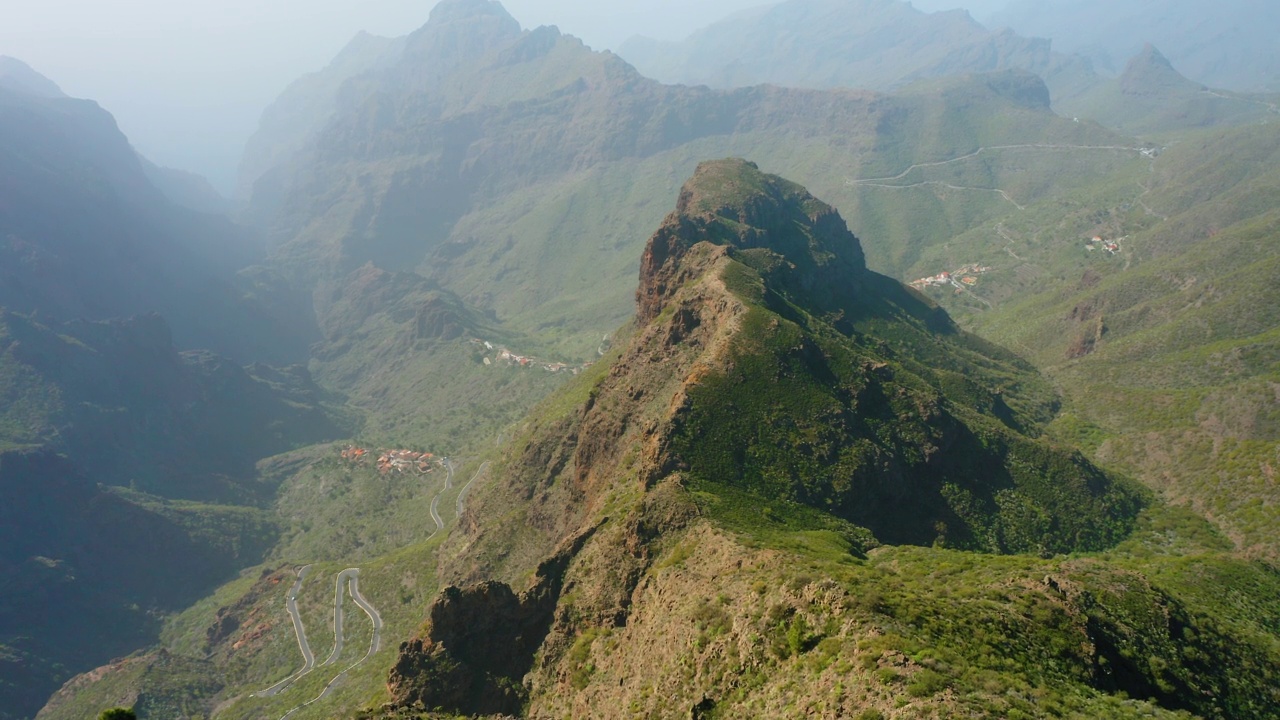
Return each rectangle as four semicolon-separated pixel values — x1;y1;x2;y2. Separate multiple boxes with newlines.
0;57;65;99
0;449;278;720
384;161;1276;720
0;311;348;503
0;83;310;364
138;157;233;216
237;31;407;204
0;310;349;719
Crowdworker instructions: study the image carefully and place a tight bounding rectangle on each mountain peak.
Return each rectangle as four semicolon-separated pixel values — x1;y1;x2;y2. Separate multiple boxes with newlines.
426;0;516;25
638;158;866;324
0;56;65;98
402;0;522;74
1134;42;1173;68
1120;43;1197;95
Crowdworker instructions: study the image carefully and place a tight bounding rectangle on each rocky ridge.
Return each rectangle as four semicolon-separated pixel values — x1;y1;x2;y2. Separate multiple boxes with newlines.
380;160;1173;718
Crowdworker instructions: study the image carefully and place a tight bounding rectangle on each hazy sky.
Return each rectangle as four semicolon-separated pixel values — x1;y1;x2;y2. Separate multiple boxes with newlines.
0;0;1010;193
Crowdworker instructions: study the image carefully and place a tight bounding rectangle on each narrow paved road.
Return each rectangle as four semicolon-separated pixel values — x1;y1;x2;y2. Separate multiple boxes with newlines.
320;569;354;666
426;460;454;538
456;461;490;518
347;571;383;657
843;143;1149;211
254;565;315;697
846;143;1149;185
429;489;445;535
851;180;1026;209
277;568;383;720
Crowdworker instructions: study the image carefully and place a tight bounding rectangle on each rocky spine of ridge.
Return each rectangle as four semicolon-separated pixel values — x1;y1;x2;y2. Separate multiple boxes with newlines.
385;159;1145;716
385;164;777;714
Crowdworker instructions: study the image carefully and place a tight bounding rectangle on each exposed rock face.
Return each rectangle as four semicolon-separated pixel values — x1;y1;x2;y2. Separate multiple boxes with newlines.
388;529;595;714
638;159;866;325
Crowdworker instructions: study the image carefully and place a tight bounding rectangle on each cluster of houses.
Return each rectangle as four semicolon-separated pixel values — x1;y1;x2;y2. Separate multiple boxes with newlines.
469;338;594;375
909;263;993;292
1086;236;1122;255
340;446;441;475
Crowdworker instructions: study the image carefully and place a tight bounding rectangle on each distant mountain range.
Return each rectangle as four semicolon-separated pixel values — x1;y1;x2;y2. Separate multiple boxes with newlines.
1058;44;1277;136
992;0;1280;93
0;56;65;99
236;31;407;204
244;0;1126;358
618;0;1095;101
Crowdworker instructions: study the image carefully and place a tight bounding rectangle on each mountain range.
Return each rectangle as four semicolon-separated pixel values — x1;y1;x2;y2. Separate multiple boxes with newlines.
0;71;310;365
618;0;1092;99
2;0;1278;718
992;0;1280;93
1056;44;1278;136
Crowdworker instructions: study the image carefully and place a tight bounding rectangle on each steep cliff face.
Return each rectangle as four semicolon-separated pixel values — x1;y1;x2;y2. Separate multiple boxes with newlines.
380;161;1200;717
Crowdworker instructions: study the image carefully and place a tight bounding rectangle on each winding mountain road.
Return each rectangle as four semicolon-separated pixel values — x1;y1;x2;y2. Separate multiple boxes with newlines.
456;461;490;518
262;457;483;717
844;143;1150;211
270;568;384;720
254;565;316;698
426;459;454;537
321;569;383;667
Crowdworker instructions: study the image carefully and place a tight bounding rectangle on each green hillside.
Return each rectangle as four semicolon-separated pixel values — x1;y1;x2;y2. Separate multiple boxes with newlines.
948;123;1280;560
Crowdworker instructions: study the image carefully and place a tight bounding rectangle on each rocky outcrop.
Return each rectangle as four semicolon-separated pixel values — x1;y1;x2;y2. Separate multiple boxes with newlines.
411;296;466;343
388;528;595;715
638;159;866;324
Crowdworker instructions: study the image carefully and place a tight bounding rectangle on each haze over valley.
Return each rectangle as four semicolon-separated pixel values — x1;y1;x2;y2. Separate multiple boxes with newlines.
1;1;1278;719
